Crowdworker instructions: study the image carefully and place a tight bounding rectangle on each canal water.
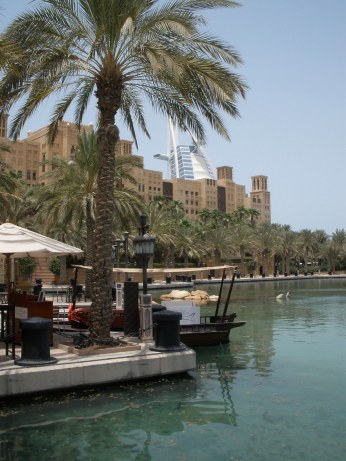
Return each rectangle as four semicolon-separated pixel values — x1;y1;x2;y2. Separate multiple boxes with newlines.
1;278;345;461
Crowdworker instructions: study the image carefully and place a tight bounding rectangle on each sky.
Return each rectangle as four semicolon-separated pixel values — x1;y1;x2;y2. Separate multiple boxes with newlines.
1;0;345;234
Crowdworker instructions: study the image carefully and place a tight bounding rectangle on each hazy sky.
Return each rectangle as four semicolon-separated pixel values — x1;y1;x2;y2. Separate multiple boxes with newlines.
1;1;345;234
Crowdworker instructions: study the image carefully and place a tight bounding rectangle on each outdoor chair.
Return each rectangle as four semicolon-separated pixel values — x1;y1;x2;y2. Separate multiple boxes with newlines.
66;284;85;303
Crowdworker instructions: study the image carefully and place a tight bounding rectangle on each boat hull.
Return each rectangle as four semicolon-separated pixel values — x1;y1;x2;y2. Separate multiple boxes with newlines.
67;306;246;347
180;321;246;347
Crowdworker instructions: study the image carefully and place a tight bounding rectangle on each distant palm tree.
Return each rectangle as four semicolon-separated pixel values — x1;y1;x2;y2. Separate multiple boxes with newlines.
176;221;206;267
203;226;235;266
1;0;247;341
253;223;279;276
297;229;319;273
143;200;184;268
230;222;255;276
321;229;346;273
0;143;24;221
276;224;297;275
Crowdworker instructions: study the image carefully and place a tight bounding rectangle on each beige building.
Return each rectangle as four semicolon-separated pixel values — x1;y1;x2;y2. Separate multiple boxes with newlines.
244;175;271;224
1;114;41;186
1;115;271;223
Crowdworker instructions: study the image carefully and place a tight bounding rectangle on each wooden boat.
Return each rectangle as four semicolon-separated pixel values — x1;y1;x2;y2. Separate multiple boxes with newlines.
66;264;246;346
161;269;246;347
68;306;245;346
179;318;246;347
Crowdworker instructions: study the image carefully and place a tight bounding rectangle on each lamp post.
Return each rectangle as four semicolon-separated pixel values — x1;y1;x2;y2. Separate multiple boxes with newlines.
133;214;155;294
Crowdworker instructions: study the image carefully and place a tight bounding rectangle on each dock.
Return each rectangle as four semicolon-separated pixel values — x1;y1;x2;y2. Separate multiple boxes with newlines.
0;333;196;398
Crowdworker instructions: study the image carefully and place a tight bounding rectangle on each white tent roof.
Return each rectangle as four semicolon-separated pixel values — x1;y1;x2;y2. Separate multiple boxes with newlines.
0;222;83;258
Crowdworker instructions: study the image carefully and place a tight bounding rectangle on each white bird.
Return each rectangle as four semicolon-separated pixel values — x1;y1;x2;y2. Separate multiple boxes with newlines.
276;291;291;299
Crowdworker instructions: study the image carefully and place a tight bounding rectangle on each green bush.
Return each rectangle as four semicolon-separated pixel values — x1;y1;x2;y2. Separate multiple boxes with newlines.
247;260;257;272
49;257;61;276
18;257;37;279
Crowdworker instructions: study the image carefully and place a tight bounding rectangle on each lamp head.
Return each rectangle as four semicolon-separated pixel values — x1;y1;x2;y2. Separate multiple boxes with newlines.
133;233;156;257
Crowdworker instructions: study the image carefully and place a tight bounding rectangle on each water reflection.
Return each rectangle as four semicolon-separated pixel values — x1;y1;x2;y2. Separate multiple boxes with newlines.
0;366;240;461
1;278;345;461
193;346;242;426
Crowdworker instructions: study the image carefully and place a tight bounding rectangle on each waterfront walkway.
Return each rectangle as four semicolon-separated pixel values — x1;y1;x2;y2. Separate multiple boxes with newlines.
43;272;346;295
0;332;196;399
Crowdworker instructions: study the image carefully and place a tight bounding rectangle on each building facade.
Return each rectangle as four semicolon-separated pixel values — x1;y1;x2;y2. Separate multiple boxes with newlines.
0;115;270;223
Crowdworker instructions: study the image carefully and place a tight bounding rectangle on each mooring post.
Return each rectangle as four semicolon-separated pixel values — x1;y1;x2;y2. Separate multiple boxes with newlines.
139;293;153;341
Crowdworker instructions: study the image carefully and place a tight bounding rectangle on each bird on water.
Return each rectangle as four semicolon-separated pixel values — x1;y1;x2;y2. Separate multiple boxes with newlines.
276;292;291;299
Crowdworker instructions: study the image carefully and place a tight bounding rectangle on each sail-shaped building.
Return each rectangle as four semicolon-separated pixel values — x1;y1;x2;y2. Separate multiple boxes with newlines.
154;118;215;180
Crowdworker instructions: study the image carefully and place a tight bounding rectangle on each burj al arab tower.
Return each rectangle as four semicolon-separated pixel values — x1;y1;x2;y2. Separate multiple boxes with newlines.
154;118;215;180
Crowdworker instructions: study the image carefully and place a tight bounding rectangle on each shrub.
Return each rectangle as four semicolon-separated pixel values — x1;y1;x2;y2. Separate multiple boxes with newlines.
49;257;61;276
18;257;37;280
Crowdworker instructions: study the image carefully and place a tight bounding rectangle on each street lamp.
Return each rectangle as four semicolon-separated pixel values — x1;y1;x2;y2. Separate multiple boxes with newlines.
133;214;155;294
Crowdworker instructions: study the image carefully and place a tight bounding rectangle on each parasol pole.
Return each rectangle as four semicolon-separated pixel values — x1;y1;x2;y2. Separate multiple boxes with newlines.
4;253;13;292
72;266;79;309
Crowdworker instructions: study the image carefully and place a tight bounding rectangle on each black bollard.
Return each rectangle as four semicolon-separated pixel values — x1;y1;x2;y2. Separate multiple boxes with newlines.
151;304;167;340
15;317;57;366
150;310;187;352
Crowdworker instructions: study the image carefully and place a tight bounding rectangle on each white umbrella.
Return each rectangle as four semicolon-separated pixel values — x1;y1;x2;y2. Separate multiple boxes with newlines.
0;222;83;290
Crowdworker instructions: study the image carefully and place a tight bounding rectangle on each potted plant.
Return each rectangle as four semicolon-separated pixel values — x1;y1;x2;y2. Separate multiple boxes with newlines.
17;256;37;292
247;260;256;278
49;257;61;284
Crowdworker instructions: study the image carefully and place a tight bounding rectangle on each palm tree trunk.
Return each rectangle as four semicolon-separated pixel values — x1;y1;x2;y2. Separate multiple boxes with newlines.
240;244;245;276
164;245;175;268
214;249;221;266
262;252;268;275
85;200;95;299
183;250;189;267
90;79;120;340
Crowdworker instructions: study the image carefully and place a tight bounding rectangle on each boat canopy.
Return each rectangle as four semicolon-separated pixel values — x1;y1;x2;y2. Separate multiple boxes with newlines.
72;264;237;274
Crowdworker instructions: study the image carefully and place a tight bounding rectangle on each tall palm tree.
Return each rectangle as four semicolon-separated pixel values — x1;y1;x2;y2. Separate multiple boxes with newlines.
1;0;247;342
33;130;142;292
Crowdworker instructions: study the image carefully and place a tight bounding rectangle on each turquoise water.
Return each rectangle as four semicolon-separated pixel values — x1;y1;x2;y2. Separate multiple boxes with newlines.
1;278;346;461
